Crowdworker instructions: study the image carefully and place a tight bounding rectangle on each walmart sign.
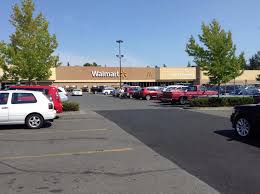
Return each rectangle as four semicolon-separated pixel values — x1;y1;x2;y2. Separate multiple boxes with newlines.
91;71;120;77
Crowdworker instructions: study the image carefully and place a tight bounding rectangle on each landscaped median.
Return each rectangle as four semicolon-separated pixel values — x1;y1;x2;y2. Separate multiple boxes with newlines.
62;101;80;111
190;97;255;107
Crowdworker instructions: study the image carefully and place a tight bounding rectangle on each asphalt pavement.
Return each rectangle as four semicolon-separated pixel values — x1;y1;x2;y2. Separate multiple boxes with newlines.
76;93;260;194
0;94;219;194
0;93;259;194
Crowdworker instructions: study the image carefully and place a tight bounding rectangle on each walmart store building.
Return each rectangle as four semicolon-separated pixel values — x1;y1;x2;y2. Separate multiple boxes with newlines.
1;66;260;88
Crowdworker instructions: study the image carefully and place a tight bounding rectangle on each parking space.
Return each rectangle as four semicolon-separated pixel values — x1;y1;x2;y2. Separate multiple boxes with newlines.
76;94;260;194
0;99;218;194
1;92;260;193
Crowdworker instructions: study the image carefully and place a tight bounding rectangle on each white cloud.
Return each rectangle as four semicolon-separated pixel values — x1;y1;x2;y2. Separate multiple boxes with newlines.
122;56;148;67
57;51;148;67
58;52;97;66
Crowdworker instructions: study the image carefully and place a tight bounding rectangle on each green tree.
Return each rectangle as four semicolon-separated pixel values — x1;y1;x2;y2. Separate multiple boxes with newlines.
256;74;260;81
186;19;245;96
83;62;101;67
0;0;58;84
246;51;260;70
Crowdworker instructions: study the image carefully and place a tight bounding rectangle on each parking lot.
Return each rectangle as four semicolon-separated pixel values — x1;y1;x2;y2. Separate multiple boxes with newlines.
0;93;260;194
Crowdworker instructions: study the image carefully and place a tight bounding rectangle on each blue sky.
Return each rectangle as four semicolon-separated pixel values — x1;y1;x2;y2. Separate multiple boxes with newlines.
0;0;259;67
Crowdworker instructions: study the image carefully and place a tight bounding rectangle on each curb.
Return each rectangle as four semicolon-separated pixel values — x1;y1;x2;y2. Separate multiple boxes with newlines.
183;107;233;111
58;110;88;116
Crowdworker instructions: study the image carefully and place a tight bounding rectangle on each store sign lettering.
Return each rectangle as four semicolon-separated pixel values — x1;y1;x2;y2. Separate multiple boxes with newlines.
91;71;120;77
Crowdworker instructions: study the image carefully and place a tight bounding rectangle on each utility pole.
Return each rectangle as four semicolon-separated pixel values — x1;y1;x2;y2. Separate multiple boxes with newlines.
116;40;124;88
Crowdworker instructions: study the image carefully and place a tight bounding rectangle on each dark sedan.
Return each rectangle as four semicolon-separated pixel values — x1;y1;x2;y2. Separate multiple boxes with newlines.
231;104;260;137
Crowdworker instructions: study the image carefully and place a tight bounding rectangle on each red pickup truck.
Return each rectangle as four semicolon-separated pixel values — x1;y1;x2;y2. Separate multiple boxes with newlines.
163;85;218;105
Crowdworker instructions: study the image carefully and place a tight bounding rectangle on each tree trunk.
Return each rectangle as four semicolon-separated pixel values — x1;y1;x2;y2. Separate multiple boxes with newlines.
217;83;221;98
233;79;236;94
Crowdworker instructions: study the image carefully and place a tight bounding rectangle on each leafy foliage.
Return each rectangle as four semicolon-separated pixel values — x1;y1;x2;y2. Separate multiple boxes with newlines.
0;0;58;84
246;51;260;70
190;97;254;107
62;101;80;111
256;74;260;81
186;20;245;89
83;62;101;67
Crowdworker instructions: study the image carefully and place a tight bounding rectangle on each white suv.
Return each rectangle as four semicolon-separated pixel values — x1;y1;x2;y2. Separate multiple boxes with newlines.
0;90;56;129
102;87;115;95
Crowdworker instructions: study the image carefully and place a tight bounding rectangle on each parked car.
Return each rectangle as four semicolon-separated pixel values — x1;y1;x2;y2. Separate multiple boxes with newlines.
231;104;260;137
132;87;142;99
72;89;83;96
158;85;188;102
9;85;63;113
57;87;68;102
0;90;56;129
111;88;120;97
91;86;105;94
140;87;161;100
162;85;218;105
102;87;115;95
124;86;141;98
236;86;260;96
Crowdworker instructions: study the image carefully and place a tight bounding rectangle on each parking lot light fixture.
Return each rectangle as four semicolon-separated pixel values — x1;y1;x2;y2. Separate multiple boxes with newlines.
116;40;124;88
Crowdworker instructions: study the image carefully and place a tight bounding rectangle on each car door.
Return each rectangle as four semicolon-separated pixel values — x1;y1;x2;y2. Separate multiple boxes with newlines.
186;86;197;99
0;93;10;122
9;92;37;123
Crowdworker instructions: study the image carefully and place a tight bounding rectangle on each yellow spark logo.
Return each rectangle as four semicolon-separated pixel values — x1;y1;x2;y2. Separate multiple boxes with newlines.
121;71;127;78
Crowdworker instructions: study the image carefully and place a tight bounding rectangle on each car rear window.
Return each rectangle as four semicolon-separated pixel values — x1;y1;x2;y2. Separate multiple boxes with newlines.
10;87;49;95
0;93;9;105
11;93;37;104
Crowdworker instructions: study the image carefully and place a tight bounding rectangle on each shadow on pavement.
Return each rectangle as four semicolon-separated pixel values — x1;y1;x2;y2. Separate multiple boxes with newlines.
214;129;260;148
0;122;52;131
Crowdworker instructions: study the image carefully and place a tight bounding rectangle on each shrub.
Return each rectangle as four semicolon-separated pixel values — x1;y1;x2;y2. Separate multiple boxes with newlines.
190;97;254;107
62;101;80;111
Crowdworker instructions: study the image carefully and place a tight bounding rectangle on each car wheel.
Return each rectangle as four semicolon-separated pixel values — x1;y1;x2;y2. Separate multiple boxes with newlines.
179;96;187;105
26;114;44;129
235;117;252;137
145;95;151;100
105;92;108;95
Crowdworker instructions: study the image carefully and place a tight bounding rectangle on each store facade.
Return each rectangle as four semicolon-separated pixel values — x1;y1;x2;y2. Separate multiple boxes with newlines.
54;66;198;88
0;66;260;89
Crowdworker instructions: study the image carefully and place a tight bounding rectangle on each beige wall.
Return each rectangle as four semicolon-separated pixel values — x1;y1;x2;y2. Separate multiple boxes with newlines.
200;70;260;84
0;68;56;82
1;66;259;86
156;67;196;81
49;68;56;80
55;66;156;82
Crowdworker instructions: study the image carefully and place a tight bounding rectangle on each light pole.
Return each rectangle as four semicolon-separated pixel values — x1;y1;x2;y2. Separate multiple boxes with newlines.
116;40;124;88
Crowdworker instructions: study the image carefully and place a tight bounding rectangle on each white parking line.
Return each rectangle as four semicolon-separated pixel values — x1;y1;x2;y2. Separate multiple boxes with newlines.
0;128;109;136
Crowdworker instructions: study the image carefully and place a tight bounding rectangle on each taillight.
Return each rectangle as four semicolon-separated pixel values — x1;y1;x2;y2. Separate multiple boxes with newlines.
56;93;60;100
48;95;53;101
48;103;54;109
